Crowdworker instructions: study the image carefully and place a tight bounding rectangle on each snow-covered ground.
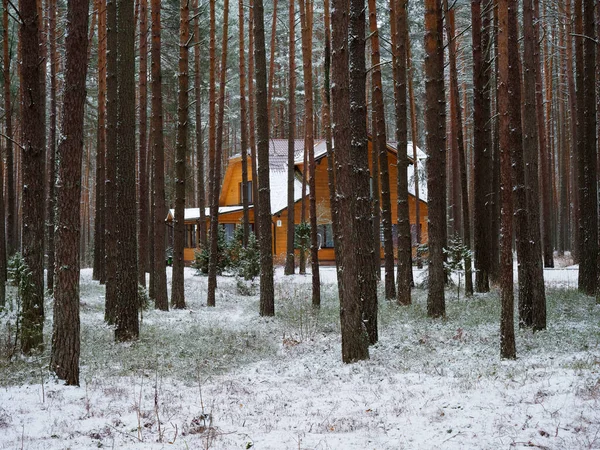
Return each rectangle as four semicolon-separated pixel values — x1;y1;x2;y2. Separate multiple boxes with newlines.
1;265;599;449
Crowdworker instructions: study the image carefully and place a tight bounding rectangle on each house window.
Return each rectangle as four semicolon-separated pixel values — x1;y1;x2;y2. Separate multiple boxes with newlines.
221;223;236;243
317;223;335;248
239;180;253;205
186;224;196;248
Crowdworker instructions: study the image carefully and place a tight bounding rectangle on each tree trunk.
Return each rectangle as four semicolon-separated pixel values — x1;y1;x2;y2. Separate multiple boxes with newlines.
578;0;597;295
137;0;149;287
239;0;250;247
331;0;370;361
267;0;278;121
171;0;190;310
194;0;207;249
298;0;321;307
498;0;516;360
20;0;46;354
520;0;546;330
424;0;446;318
472;0;493;292
284;0;296;275
115;0;140;341
253;0;275;316
369;0;395;300
150;0;168;310
248;0;259;237
50;0;90;385
207;0;230;308
93;0;107;284
3;0;15;257
443;0;472;296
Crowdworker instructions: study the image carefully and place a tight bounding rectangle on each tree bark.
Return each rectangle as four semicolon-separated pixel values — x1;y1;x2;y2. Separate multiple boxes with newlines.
239;0;250;247
472;0;493;292
137;0;149;287
284;0;296;275
3;0;15;257
443;0;472;296
193;0;206;249
115;0;140;341
298;0;321;307
369;0;395;300
520;0;546;329
424;0;446;318
50;0;90;385
207;0;230;308
93;0;107;284
150;0;168;310
171;0;190;310
254;0;275;316
20;0;46;354
332;0;370;361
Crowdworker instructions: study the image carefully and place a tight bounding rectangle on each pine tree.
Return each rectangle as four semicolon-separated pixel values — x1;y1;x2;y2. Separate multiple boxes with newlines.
51;0;90;385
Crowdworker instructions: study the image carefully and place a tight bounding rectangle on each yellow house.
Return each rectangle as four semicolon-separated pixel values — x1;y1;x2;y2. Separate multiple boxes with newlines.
166;138;428;264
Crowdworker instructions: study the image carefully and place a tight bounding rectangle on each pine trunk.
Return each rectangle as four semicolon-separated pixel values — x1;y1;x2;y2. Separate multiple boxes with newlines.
193;0;206;248
284;0;296;275
150;0;168;310
239;0;250;247
115;0;140;341
331;0;370;362
50;0;90;385
171;0;190;309
498;0;516;360
254;0;275;316
424;0;446;318
3;0;15;257
20;0;46;354
137;0;148;286
369;0;395;300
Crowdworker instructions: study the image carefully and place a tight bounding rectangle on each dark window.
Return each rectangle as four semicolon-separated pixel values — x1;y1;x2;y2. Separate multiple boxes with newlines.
222;223;236;242
317;223;335;248
186;224;196;248
239;180;253;205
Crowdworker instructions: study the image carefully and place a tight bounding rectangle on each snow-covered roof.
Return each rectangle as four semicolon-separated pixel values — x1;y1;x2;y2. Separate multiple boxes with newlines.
166;206;244;221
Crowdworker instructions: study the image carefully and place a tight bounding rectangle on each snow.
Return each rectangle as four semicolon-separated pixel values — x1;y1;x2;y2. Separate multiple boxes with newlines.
0;265;599;449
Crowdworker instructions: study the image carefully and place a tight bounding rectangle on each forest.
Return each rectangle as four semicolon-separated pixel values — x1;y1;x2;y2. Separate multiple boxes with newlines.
0;0;599;447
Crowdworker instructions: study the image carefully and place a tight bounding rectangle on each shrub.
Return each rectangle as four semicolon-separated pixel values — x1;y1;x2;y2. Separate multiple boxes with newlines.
192;227;230;275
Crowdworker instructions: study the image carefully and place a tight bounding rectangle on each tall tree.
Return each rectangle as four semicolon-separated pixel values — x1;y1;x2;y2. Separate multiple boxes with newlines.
171;0;190;310
578;0;597;295
45;0;58;292
193;0;207;249
207;0;230;308
284;0;296;275
349;0;378;344
369;0;395;300
105;0;118;322
298;0;321;307
248;0;259;235
150;0;168;310
332;0;370;361
3;0;15;256
20;0;46;353
239;0;250;247
137;0;149;287
93;0;107;284
443;0;472;296
50;0;90;385
498;0;516;359
393;0;412;305
520;0;546;329
424;0;446;318
472;0;493;292
114;0;140;341
254;0;275;316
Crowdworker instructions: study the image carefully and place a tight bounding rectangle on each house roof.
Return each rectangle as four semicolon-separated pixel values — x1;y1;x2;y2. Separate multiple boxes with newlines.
166;205;244;222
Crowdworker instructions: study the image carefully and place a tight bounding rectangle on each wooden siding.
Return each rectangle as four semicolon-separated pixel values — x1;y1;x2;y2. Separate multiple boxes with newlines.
179;141;428;263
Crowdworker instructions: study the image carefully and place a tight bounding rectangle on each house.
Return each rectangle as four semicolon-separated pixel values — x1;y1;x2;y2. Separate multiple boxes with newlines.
166;137;428;264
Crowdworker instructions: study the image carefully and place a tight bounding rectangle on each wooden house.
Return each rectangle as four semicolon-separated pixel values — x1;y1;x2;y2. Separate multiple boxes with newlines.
166;138;428;264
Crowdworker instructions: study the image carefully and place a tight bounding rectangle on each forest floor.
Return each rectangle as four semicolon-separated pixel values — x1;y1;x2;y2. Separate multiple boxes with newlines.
0;262;599;449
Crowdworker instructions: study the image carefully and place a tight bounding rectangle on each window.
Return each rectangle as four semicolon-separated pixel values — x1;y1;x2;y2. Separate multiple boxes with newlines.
317;223;335;248
239;180;253;205
186;224;196;248
222;223;236;243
